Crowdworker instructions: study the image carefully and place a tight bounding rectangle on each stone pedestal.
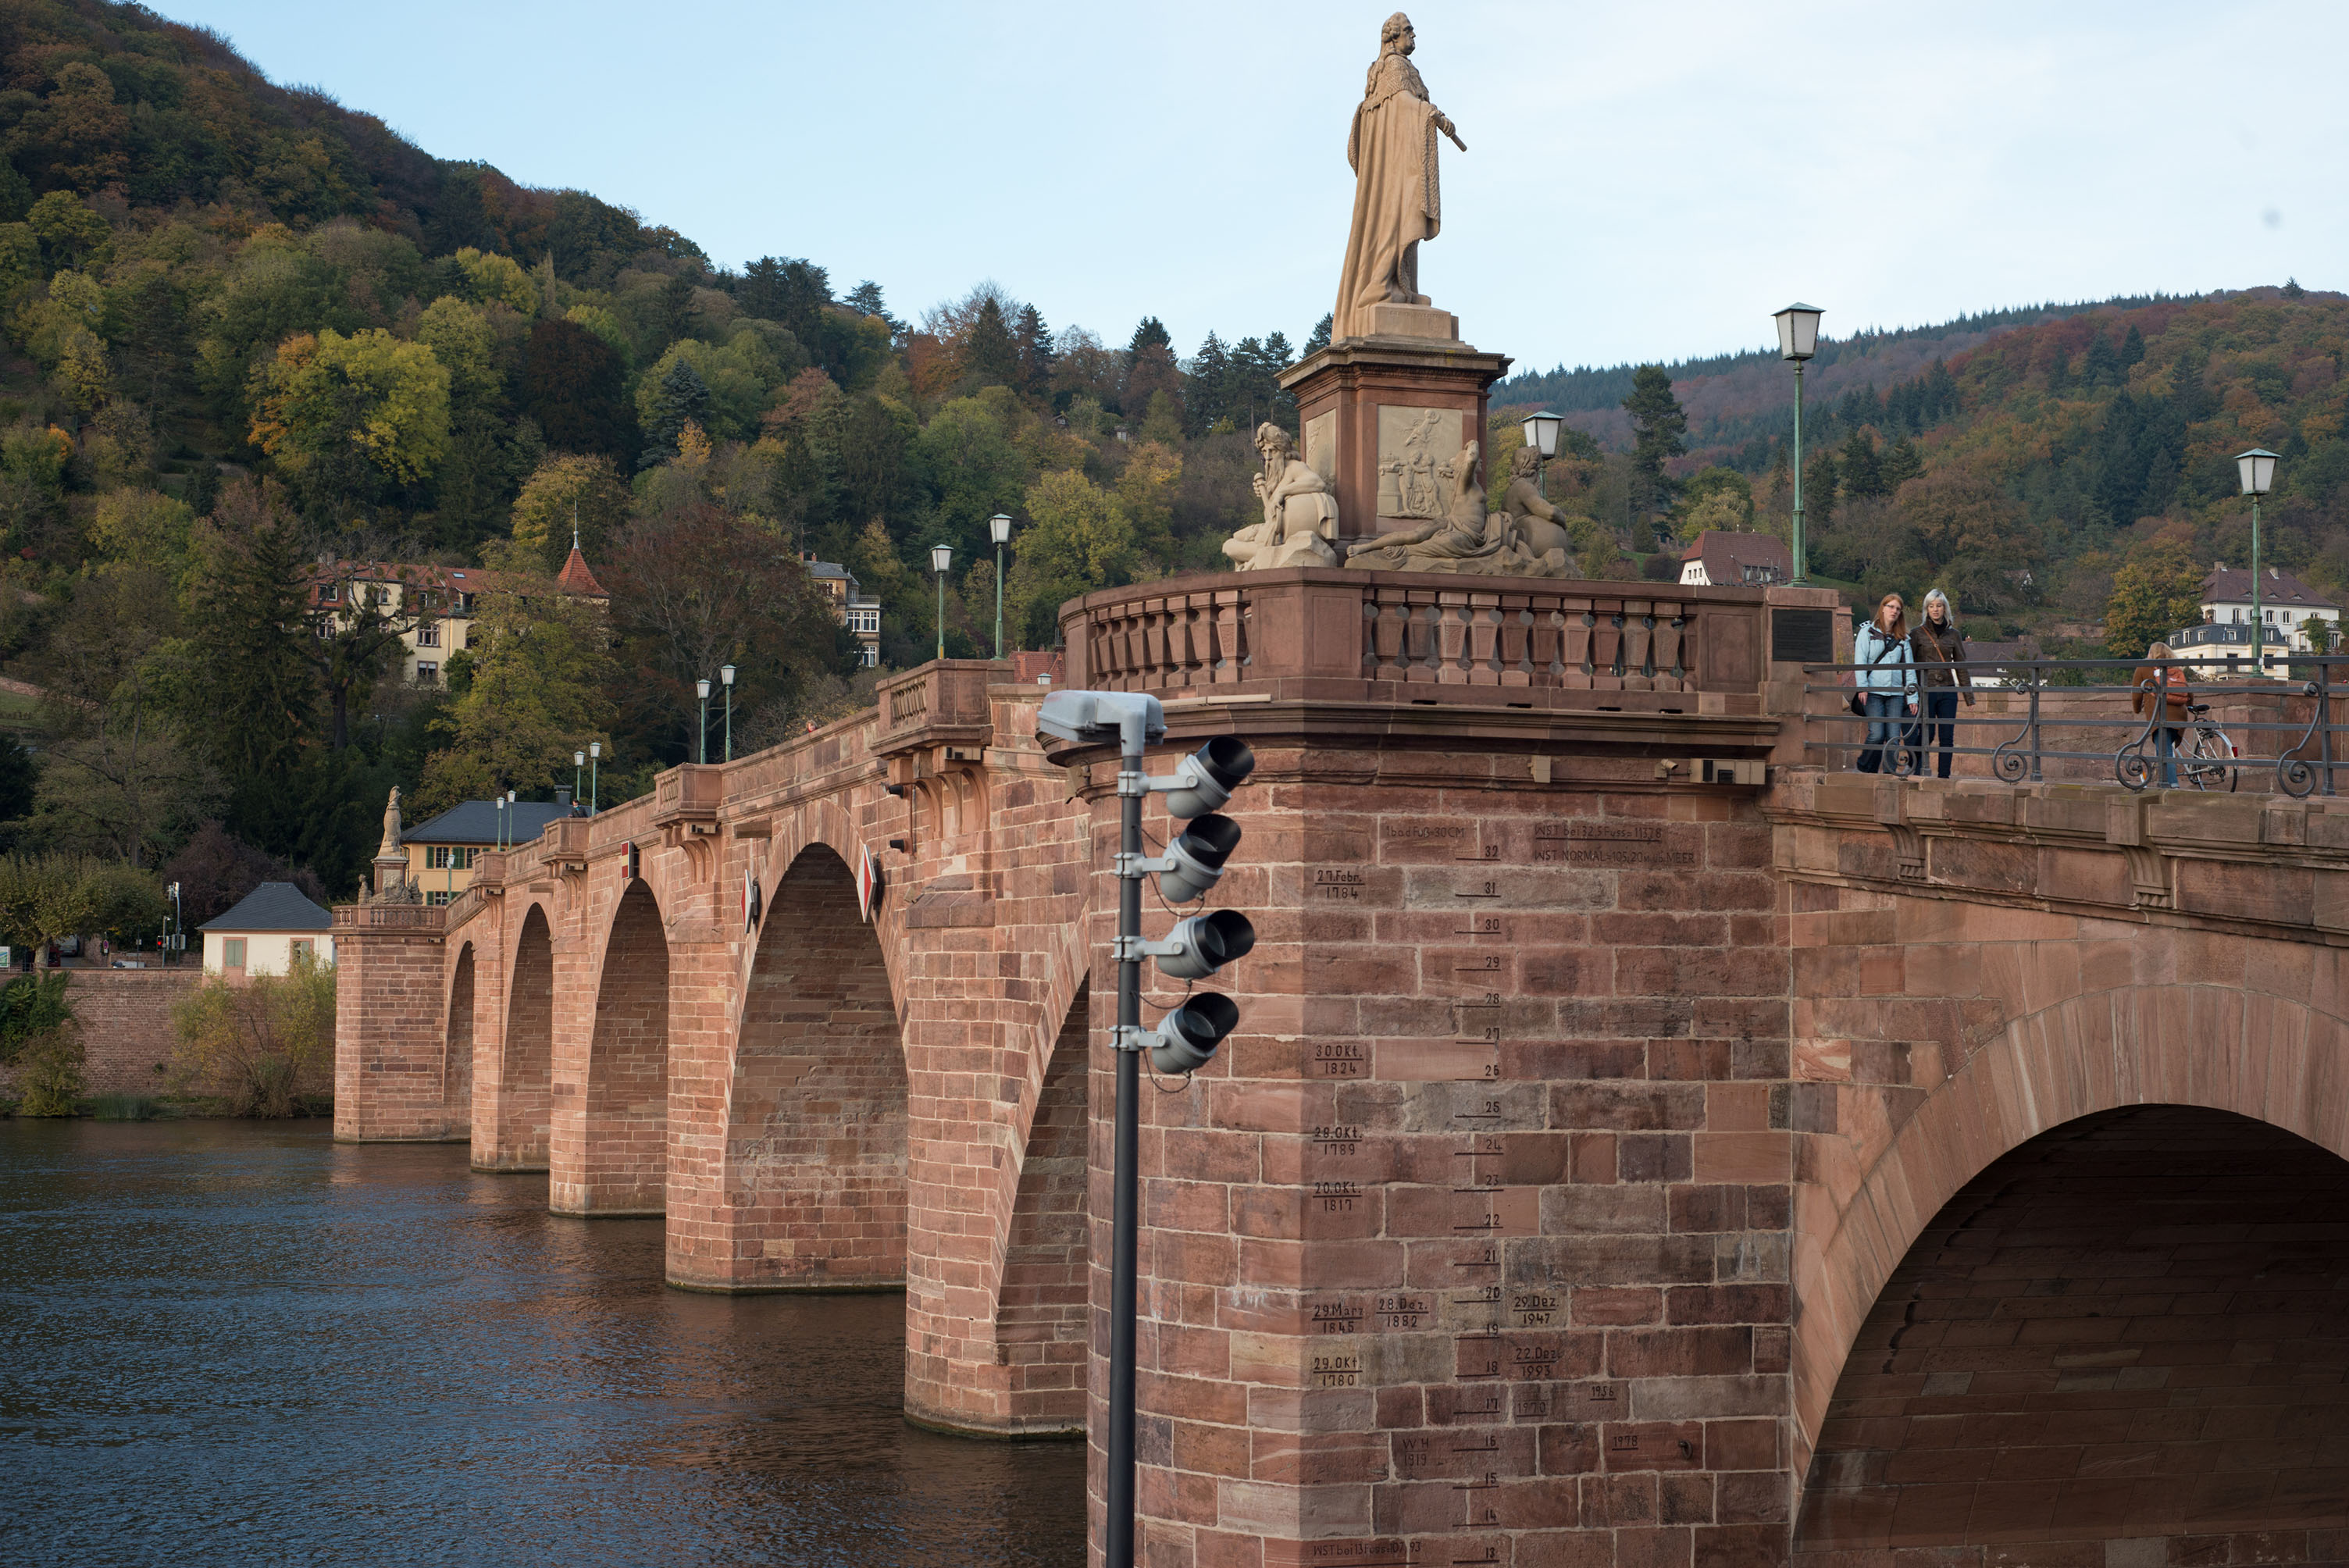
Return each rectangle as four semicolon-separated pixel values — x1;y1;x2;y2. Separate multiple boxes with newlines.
1279;327;1510;549
372;850;408;896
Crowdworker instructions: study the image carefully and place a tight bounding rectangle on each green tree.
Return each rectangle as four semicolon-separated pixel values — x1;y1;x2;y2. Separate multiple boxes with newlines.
510;452;633;573
523;316;633;458
962;295;1021;388
1622;365;1687;514
1005;469;1139;647
170;953;336;1117
248;326;451;504
2103;543;2205;658
637;355;712;469
415;545;616;814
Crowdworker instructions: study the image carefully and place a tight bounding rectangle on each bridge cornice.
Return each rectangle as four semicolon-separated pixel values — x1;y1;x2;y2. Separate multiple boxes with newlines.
1766;768;2349;943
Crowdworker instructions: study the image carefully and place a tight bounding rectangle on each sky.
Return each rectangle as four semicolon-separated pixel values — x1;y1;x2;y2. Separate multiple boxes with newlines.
163;0;2349;376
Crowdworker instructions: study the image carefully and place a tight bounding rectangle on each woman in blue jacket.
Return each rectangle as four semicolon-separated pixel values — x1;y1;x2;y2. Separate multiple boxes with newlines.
1852;592;1916;774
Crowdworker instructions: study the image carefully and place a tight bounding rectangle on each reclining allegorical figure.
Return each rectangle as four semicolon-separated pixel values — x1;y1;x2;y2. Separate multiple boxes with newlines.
1345;440;1567;577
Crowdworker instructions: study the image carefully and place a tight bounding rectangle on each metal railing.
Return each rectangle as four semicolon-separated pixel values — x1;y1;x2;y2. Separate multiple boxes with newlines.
1802;654;2344;797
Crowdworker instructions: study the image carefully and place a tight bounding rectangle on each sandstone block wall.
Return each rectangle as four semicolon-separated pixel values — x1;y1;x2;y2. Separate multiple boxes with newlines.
0;968;200;1099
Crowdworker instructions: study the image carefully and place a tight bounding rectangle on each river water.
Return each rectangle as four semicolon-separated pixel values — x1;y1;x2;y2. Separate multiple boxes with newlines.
0;1121;1086;1567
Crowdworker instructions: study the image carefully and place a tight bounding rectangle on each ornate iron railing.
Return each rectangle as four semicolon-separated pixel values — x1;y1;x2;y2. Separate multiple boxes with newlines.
1804;653;2346;796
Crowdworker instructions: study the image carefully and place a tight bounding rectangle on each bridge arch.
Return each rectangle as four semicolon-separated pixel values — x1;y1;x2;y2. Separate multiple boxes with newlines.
478;901;554;1174
441;941;474;1139
1794;979;2349;1534
553;879;670;1216
671;841;907;1290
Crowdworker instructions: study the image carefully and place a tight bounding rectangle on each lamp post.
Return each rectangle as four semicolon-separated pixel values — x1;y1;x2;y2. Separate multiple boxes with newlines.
989;513;1013;659
2237;447;2279;675
720;664;736;761
1520;410;1563;504
695;679;711;764
931;542;954;661
589;742;600;815
574;750;584;810
494;794;506;851
1773;303;1824;586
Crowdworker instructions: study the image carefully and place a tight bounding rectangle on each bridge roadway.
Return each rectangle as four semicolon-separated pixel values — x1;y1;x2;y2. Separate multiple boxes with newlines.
333;568;2349;1566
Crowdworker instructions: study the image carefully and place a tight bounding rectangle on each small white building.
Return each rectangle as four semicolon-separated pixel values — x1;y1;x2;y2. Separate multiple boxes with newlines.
2200;564;2340;653
200;883;334;981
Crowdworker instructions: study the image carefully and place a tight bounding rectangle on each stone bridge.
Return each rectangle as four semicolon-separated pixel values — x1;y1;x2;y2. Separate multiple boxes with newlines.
335;567;2349;1566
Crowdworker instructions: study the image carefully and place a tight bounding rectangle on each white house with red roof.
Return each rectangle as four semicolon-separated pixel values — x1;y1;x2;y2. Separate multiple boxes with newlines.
1677;530;1792;589
307;543;609;686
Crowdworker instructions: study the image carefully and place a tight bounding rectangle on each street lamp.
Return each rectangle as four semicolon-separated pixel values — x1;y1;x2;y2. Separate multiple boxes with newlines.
589;741;600;815
494;794;506;851
989;514;1013;659
696;679;711;764
931;542;954;661
1520;411;1563;504
2237;447;2279;675
574;750;584;810
720;664;736;761
1773;302;1824;586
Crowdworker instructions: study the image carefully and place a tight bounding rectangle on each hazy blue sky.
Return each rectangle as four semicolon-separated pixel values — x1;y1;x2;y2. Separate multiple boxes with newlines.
165;1;2347;373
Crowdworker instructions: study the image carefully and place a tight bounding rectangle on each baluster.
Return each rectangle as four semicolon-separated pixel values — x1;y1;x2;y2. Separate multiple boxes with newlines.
1499;604;1533;687
1467;597;1502;685
1435;595;1469;683
1592;604;1624;690
1561;602;1594;688
1622;600;1656;691
1652;612;1685;692
1403;597;1437;683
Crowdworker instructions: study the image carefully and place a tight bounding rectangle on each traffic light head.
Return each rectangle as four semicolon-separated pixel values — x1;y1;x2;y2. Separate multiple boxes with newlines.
1160;814;1242;903
1150;992;1239;1074
1163;737;1255;818
1152;908;1256;980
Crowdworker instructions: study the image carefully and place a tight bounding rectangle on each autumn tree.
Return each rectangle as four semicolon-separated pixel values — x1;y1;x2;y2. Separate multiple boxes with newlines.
2104;543;2205;658
1005;469;1139;648
248;326;451;514
510;453;633;573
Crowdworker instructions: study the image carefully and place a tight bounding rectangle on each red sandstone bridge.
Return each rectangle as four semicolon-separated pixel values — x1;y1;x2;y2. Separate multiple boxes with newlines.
335;568;2349;1566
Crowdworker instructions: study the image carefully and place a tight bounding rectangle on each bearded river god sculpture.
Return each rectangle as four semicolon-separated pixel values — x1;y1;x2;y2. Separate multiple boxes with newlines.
1345;441;1567;577
1224;424;1339;571
1334;12;1465;342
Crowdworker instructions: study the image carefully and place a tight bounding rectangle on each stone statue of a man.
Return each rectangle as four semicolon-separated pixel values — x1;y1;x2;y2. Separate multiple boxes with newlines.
379;786;402;859
1224;424;1339;571
1334;12;1465;341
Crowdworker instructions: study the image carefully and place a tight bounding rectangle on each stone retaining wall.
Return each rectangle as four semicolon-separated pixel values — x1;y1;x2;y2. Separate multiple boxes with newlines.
1;968;203;1099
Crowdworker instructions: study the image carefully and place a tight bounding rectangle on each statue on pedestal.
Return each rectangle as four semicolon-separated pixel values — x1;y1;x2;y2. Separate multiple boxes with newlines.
1345;442;1567;577
1334;12;1466;342
1224;423;1340;571
378;786;403;860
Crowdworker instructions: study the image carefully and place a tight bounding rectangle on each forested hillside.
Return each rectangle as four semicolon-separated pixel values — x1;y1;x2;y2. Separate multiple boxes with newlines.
1496;287;2349;653
0;0;1315;896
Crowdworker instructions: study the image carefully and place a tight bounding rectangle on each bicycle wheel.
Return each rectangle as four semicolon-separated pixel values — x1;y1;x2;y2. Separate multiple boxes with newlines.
2180;725;2237;793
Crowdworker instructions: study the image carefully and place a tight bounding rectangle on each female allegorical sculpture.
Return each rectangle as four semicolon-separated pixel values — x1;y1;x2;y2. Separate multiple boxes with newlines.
1334;12;1466;342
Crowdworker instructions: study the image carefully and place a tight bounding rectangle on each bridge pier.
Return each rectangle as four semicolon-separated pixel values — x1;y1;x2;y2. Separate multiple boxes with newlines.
553;880;671;1216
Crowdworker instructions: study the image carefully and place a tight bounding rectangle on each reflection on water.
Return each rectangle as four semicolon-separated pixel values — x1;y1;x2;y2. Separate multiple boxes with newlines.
0;1121;1085;1567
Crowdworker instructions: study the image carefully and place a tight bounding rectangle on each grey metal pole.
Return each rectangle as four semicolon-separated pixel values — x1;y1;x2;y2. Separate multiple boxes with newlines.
1107;743;1142;1568
1791;362;1808;585
936;569;947;663
697;690;708;765
995;540;1006;661
724;684;733;763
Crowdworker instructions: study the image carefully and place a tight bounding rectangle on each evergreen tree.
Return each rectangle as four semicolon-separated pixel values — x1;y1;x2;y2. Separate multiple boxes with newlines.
1805;451;1840;532
845;280;900;336
1012;304;1055;399
1188;331;1232;433
1839;428;1885;499
1622;364;1688;513
2083;330;2122;388
963;296;1021;388
740;256;786;322
639;358;712;470
1304;314;1333;356
2119;324;2146;371
1880;434;1924;493
656;272;695;352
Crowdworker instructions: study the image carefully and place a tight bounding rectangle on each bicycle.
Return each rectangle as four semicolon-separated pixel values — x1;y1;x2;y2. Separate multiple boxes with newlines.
2176;703;2238;793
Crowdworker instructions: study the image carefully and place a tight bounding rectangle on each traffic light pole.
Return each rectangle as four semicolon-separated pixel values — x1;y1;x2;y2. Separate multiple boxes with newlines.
1107;743;1144;1568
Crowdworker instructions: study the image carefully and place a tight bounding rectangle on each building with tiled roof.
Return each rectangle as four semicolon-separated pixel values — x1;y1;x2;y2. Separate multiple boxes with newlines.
1678;530;1791;589
804;554;883;667
401;792;578;905
198;882;333;978
2197;563;2339;655
306;547;610;687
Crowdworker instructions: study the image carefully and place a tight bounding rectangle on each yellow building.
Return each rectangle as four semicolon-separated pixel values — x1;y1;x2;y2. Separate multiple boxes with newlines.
198;882;334;979
308;547;608;687
402;794;579;905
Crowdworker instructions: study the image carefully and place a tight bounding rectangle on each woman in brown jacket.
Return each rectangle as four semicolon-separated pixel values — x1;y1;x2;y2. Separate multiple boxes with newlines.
2131;641;2190;787
1909;589;1975;779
